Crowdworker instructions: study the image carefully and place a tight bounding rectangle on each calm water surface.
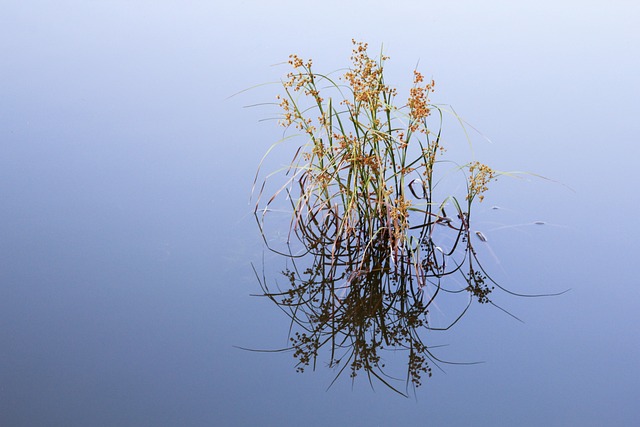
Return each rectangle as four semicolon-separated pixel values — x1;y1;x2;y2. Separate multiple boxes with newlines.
1;1;639;426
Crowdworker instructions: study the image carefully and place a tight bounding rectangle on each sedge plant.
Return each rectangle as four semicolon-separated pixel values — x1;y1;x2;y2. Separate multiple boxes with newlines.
252;40;505;396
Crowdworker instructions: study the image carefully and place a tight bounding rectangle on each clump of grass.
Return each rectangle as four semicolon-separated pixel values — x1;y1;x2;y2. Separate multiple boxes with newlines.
252;40;502;395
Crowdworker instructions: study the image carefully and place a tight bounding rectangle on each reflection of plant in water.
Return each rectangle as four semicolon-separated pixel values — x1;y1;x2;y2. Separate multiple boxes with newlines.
252;40;503;395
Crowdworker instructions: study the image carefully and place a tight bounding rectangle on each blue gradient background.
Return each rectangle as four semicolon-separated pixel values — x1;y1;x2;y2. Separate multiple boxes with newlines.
1;1;639;425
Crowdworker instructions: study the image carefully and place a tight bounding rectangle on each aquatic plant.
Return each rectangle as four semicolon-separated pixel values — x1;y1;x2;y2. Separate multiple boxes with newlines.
252;40;505;395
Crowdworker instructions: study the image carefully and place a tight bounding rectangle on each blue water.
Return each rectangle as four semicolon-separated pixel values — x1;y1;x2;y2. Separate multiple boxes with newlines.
1;2;639;426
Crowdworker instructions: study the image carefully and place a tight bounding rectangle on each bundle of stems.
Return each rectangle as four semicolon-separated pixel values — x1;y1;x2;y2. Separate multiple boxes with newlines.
253;40;498;395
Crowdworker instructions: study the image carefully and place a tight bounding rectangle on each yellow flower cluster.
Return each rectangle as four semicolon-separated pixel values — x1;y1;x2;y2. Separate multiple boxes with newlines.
408;71;435;132
275;93;316;137
283;54;313;93
276;95;293;127
467;161;495;202
288;54;309;69
342;40;395;113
